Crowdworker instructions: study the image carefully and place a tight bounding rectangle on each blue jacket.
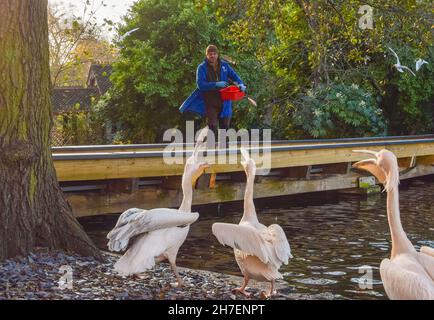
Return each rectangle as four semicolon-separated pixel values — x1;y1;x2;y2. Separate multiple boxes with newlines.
179;59;244;118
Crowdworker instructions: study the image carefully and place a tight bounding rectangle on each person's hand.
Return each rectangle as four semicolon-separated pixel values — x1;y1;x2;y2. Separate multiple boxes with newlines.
239;84;247;92
215;81;228;88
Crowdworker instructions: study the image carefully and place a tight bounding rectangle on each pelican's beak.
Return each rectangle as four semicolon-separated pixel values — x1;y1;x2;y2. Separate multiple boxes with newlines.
351;150;387;184
352;149;377;168
191;162;209;187
352;149;377;156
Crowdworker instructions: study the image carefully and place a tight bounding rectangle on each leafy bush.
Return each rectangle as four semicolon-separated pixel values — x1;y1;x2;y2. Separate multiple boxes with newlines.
52;103;105;146
292;83;387;138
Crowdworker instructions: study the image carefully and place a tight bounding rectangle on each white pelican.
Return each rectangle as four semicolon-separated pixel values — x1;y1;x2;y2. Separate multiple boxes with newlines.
353;149;434;299
415;58;429;72
107;127;209;287
388;47;416;76
212;147;292;298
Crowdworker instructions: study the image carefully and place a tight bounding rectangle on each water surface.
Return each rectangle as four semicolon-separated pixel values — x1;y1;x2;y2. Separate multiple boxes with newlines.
80;176;434;299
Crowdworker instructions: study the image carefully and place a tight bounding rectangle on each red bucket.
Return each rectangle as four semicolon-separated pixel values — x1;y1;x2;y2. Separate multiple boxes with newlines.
219;85;245;101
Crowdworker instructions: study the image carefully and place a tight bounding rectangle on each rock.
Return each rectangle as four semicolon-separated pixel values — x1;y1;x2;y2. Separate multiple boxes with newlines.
0;249;267;301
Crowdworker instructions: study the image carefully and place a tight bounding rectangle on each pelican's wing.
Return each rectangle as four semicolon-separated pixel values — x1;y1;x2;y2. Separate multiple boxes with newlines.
400;65;416;76
212;223;269;264
262;224;293;265
421;246;434;258
352;159;387;184
388;47;400;65
107;208;199;252
128;27;140;34
418;249;434;281
120;27;139;41
415;59;428;71
395;66;404;73
110;208;146;230
380;258;434;300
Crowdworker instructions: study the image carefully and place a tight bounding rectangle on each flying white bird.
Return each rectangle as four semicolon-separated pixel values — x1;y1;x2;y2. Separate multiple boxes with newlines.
119;27;140;42
388;47;416;76
415;58;429;72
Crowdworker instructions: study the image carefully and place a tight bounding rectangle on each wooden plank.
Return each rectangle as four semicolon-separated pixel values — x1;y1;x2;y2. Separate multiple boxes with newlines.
279;166;311;179
52;134;434;153
67;164;434;217
105;178;139;193
54;140;434;181
68;174;357;217
415;155;434;165
161;176;182;189
319;163;351;175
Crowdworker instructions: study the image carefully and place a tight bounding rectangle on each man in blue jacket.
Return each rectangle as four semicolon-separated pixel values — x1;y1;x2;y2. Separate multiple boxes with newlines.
179;45;246;141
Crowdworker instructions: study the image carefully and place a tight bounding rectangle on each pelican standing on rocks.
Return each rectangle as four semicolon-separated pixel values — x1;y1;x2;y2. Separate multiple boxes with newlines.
107;127;209;287
353;149;434;299
212;148;292;298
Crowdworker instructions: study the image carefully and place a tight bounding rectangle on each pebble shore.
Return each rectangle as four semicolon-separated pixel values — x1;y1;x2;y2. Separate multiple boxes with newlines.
0;248;306;300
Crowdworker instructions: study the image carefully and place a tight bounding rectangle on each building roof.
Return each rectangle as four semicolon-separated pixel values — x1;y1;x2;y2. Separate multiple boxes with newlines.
87;63;113;95
52;63;113;114
52;87;99;114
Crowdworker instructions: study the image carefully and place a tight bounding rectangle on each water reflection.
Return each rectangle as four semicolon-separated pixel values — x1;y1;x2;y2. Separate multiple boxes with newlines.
80;176;434;300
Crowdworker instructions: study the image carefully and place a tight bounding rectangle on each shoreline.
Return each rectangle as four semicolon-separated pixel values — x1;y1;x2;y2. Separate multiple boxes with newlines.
0;248;303;300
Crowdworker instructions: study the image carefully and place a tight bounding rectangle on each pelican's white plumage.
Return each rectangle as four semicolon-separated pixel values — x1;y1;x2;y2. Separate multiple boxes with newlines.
107;208;199;252
415;58;428;72
353;149;434;300
212;223;292;269
212;147;292;298
107;127;209;286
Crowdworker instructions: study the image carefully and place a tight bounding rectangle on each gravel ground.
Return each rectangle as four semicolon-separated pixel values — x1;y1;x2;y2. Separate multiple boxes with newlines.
0;248;305;300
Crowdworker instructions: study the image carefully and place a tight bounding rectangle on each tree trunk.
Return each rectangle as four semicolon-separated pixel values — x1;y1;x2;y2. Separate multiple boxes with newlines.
0;0;101;261
296;0;328;88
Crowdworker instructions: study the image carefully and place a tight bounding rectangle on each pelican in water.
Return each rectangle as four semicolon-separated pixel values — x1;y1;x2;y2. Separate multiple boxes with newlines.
212;148;292;298
107;127;209;287
353;149;434;299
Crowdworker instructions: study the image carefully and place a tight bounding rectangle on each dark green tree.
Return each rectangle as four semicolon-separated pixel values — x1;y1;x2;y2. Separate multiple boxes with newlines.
100;0;221;143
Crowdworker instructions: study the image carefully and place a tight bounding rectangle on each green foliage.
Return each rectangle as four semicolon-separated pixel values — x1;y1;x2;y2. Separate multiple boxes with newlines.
96;0;285;142
54;103;105;145
230;53;273;131
105;0;224;142
213;0;434;138
292;83;387;138
93;0;433;142
382;45;434;134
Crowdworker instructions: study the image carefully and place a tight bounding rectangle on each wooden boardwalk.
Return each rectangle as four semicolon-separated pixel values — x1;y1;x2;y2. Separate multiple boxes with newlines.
53;135;434;217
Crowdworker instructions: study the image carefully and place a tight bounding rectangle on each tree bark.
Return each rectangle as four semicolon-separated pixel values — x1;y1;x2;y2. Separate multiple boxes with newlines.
295;0;328;87
0;0;102;261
